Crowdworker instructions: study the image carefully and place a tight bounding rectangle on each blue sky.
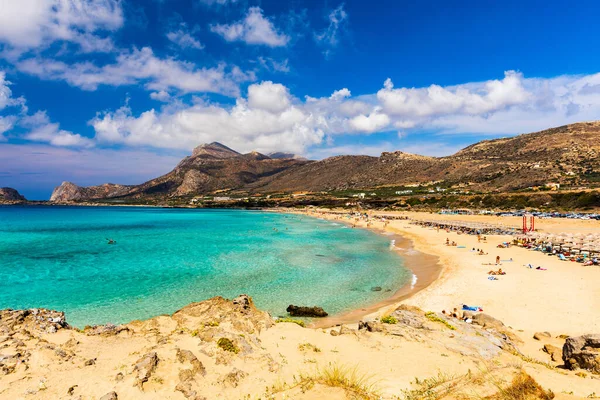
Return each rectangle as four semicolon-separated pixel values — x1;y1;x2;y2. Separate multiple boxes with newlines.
1;0;600;199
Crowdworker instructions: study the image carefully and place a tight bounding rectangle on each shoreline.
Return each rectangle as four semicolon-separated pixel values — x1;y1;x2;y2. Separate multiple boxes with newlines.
278;210;444;328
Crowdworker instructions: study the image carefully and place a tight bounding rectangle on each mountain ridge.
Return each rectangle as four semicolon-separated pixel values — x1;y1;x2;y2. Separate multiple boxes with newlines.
49;122;600;202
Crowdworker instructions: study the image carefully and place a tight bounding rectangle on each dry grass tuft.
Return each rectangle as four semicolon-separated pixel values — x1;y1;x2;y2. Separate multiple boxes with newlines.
486;370;555;400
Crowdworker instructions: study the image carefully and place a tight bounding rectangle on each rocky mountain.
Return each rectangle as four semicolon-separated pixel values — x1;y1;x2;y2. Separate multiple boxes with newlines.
50;182;134;202
50;122;600;202
50;142;310;202
253;121;600;193
0;187;26;203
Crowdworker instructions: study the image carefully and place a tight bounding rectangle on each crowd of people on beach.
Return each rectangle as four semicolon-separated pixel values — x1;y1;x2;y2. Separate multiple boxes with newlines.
513;235;600;266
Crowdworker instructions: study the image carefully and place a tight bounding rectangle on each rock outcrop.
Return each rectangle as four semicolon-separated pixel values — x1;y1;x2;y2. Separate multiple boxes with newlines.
0;296;574;399
0;187;26;203
286;305;328;317
563;334;600;373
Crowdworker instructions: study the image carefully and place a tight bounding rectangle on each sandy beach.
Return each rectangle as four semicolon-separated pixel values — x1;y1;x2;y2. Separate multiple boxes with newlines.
298;209;600;337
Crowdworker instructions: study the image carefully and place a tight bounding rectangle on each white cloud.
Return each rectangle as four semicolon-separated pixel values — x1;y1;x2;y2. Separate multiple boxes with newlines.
0;0;123;52
0;71;25;111
0;115;16;140
211;7;289;47
330;88;351;101
167;26;204;50
257;57;290;73
247;81;292;113
150;90;171;102
377;71;530;119
314;4;348;57
349;108;390;133
21;111;94;147
15;47;252;96
90;82;325;154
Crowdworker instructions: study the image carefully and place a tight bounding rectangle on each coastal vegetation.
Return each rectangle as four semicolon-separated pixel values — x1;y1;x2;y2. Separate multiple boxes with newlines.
217;337;240;354
276;317;306;327
425;312;457;330
380;315;398;324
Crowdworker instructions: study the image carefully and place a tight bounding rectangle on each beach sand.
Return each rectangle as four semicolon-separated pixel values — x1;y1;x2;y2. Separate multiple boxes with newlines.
300;209;600;337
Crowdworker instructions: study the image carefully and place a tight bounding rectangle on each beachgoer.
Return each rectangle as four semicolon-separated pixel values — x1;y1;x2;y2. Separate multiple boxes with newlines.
495;256;500;265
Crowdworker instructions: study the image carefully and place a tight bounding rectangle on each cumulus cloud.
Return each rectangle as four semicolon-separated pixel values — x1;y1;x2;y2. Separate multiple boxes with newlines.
211;7;289;47
314;4;348;57
21;111;94;147
90;81;326;154
0;72;25;111
247;81;292;113
166;25;204;50
150;90;171;102
85;70;600;156
349;108;390;133
0;70;91;147
0;0;123;52
377;71;530;119
15;47;253;96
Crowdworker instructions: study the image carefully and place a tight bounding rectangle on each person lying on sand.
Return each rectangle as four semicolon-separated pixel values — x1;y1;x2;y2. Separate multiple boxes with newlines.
478;250;488;255
488;268;506;275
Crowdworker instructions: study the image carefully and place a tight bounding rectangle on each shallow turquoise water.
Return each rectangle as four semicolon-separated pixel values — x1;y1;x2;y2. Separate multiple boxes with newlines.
0;206;409;327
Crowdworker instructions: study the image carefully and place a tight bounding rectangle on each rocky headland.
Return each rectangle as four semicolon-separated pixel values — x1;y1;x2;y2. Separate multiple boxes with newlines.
1;295;598;399
0;187;26;204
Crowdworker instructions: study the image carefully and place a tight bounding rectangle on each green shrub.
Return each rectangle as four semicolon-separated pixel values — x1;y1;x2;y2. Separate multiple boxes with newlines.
276;317;306;327
217;337;239;353
380;315;398;324
425;312;456;330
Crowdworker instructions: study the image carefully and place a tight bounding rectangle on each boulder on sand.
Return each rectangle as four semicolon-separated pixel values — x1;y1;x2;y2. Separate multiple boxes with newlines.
563;334;600;373
286;305;328;317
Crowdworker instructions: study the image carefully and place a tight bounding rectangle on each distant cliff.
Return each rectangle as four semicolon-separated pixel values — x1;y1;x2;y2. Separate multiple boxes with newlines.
50;182;133;202
0;187;26;203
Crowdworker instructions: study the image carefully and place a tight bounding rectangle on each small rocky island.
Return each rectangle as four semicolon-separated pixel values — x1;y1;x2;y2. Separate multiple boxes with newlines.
0;187;26;204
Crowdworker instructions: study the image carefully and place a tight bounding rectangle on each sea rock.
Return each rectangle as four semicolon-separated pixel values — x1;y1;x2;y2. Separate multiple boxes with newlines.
543;344;562;361
286;305;328;318
99;392;118;400
0;308;69;335
371;286;382;292
563;334;600;373
133;352;159;389
533;332;552;341
358;320;384;333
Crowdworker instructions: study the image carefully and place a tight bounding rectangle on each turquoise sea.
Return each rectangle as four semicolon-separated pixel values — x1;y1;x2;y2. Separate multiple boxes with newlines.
0;206;409;327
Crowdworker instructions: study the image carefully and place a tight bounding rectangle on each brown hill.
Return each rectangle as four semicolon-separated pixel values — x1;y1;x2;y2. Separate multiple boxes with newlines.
252;121;600;193
50;122;600;202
